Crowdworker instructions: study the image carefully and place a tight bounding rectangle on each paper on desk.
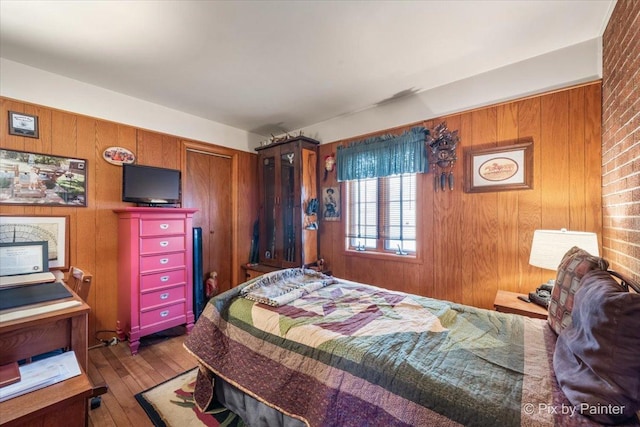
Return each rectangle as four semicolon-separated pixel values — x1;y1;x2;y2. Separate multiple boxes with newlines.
0;351;81;402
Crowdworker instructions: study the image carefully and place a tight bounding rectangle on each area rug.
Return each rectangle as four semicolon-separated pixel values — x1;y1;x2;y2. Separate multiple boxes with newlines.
135;368;245;427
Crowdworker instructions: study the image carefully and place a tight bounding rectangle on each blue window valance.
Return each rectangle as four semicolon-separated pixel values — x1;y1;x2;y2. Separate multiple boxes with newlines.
336;126;429;182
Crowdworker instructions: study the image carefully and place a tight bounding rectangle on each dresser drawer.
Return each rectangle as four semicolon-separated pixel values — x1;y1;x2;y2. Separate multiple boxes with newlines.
140;252;186;273
140;235;186;255
140;285;186;309
140;302;186;329
140;268;187;291
140;219;186;237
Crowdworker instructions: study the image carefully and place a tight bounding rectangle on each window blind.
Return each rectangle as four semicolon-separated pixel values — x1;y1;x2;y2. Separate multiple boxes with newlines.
380;174;416;241
346;178;378;239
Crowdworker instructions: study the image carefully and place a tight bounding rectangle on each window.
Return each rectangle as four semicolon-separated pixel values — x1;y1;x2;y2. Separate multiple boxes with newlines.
346;173;417;255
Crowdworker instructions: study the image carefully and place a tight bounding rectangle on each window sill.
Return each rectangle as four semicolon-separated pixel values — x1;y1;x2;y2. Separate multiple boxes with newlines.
342;248;423;264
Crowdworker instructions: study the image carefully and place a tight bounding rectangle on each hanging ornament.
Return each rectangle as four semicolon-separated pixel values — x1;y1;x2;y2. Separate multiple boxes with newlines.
324;154;335;181
425;122;460;192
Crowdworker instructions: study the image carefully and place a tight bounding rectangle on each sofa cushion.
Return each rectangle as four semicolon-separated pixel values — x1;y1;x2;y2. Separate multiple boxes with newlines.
553;269;640;424
547;247;608;335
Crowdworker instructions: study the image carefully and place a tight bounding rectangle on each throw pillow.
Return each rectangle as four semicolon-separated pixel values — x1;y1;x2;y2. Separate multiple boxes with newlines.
547;246;608;335
554;269;640;424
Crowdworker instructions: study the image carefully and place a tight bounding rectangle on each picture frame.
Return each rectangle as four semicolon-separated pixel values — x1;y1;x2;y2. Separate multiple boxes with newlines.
0;215;70;270
322;186;341;221
464;140;533;193
8;111;39;138
0;241;49;276
0;148;87;206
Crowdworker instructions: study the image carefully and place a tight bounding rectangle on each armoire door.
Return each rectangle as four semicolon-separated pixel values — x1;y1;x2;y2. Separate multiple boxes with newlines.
183;149;232;293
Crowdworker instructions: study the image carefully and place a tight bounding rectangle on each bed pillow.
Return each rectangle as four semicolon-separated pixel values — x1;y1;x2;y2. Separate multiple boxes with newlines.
553;269;640;424
241;268;337;306
547;247;608;335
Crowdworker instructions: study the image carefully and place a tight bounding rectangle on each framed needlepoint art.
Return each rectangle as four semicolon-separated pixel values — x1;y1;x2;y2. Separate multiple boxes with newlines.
464;140;533;193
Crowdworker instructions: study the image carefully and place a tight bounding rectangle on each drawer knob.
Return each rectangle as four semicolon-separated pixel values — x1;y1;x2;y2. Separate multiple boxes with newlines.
160;292;170;300
160;258;169;264
160;275;170;282
160;223;169;230
160;310;169;317
159;241;169;247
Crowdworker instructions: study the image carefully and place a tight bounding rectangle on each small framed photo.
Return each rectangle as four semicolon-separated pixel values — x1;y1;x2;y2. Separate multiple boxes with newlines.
322;186;340;221
8;111;39;138
464;140;533;193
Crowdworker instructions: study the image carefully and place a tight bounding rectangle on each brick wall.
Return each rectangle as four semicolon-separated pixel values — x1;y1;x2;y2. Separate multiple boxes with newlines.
602;0;640;281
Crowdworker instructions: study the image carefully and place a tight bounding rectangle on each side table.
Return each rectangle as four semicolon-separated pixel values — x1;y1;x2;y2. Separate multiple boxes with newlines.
494;290;548;319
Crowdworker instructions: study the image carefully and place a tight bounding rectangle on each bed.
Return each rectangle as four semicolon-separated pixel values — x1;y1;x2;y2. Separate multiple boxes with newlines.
184;260;640;426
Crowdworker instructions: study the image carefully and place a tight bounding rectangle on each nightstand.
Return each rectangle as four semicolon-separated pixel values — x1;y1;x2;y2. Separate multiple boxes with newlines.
494;290;548;319
241;264;282;281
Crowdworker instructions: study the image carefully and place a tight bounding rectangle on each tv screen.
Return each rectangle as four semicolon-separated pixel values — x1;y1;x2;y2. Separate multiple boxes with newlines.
122;164;181;206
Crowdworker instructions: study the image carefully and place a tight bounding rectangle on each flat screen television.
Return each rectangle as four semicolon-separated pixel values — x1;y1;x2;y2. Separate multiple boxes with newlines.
122;164;181;206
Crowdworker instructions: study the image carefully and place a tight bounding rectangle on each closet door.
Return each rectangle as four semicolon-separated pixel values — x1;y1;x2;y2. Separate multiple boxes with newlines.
184;150;233;293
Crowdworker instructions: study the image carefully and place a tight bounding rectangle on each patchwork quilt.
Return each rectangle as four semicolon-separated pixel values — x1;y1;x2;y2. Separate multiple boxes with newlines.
184;270;604;426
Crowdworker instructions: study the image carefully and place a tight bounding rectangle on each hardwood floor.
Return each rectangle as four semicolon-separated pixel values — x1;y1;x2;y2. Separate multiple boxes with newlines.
87;328;197;426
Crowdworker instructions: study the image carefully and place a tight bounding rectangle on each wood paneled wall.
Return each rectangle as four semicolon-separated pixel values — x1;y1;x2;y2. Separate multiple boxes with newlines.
319;82;603;309
0;97;257;346
0;81;604;337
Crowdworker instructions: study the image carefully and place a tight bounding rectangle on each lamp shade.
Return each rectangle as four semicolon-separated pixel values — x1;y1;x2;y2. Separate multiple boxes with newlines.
529;229;599;271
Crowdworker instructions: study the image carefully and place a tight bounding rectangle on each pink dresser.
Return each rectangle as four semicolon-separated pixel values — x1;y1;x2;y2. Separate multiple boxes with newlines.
114;207;198;354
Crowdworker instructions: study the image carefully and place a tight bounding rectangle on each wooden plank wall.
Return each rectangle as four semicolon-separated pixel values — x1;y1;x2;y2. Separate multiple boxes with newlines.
0;97;257;346
0;81;603;339
318;82;603;309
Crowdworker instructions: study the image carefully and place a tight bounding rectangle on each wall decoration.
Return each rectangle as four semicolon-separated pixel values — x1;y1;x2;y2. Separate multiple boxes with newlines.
464;140;533;193
322;186;340;221
0;149;87;206
0;241;49;276
8;111;39;138
102;146;135;165
426;122;459;192
0;215;70;270
323;153;335;181
259;130;306;147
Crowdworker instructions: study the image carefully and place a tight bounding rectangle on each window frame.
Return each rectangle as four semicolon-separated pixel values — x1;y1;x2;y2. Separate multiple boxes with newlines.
343;173;422;261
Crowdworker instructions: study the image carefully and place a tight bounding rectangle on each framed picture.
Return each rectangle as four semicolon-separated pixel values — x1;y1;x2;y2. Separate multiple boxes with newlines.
8;111;39;138
464;141;533;193
0;215;70;270
322;186;340;221
0;241;49;276
0;148;87;206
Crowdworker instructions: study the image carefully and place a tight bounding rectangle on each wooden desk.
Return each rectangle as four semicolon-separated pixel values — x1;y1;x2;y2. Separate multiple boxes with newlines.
0;283;93;427
493;290;548;319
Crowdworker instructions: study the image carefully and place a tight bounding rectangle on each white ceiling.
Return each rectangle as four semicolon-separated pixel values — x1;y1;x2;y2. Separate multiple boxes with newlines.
0;0;615;137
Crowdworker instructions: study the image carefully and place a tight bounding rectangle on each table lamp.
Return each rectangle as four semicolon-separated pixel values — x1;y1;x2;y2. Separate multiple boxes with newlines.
528;228;599;284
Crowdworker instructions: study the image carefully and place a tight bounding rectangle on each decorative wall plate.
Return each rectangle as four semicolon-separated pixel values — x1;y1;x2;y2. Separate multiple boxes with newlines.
103;146;135;165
